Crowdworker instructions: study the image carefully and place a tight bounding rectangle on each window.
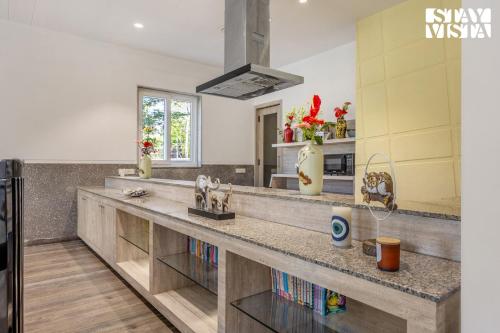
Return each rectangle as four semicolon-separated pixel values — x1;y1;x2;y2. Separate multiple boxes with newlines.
138;88;201;167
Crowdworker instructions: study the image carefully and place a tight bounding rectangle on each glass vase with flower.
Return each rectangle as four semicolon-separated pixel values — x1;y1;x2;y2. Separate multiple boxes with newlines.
138;127;157;179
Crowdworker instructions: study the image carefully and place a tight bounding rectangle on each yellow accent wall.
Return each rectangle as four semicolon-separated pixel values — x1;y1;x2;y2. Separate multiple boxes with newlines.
355;0;461;216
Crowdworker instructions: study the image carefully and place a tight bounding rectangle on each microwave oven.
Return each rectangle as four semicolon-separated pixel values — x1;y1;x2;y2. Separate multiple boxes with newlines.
324;153;354;176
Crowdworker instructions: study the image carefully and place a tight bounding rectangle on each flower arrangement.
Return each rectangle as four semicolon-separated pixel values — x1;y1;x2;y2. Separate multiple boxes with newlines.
294;95;325;145
334;102;351;139
139;127;157;156
334;102;351;120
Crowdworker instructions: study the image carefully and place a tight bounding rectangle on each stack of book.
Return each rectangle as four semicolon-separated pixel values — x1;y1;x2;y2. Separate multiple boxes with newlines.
187;237;218;267
271;268;346;316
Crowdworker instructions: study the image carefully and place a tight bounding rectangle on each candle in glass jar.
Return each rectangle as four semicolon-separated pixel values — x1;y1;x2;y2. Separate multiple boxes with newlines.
376;237;401;271
331;207;352;248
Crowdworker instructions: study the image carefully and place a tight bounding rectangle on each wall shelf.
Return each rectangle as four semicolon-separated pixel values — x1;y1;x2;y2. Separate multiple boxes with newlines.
157;253;218;295
271;174;354;181
272;138;355;148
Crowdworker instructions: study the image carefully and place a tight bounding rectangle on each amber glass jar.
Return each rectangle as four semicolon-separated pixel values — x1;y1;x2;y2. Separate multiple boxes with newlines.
376;237;400;272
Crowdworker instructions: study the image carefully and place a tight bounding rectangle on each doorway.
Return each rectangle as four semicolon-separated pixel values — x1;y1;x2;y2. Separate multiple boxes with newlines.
255;102;281;187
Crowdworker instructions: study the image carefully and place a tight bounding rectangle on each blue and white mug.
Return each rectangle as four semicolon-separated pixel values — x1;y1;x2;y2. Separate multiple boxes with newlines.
331;207;352;248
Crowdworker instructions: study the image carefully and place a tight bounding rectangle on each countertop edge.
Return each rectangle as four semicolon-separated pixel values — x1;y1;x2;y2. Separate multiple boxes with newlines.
106;176;462;222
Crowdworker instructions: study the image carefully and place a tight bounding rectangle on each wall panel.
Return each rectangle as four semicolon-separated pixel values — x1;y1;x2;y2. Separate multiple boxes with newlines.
356;0;461;215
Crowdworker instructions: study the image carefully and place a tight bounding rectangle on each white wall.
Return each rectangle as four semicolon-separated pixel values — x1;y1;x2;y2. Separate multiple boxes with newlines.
253;42;356;125
0;20;254;165
462;0;500;331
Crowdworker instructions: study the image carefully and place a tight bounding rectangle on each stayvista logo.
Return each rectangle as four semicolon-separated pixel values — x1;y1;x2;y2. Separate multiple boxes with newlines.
426;8;492;38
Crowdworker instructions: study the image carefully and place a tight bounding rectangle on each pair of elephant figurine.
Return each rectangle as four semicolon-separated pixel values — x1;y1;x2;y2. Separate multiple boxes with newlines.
194;175;233;213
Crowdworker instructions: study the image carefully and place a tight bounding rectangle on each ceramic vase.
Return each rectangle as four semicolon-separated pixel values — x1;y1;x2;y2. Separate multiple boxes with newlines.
335;118;347;139
283;125;294;143
139;155;152;179
297;141;324;195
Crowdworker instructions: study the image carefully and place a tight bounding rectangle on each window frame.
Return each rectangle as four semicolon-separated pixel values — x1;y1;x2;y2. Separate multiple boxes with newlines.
138;87;202;168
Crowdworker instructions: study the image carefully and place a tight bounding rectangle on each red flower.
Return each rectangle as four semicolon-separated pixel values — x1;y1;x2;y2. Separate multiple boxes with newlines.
309;105;319;118
303;115;324;126
288;115;294;121
309;95;321;117
143;141;153;148
294;122;311;129
312;95;321;110
335;107;348;119
303;115;314;123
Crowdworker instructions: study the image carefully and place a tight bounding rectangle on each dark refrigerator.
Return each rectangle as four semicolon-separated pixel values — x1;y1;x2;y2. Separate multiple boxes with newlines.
0;160;23;333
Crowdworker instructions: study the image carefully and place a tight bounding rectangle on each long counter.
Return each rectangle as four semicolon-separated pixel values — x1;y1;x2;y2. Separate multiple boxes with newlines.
76;177;461;332
105;176;462;261
81;185;459;303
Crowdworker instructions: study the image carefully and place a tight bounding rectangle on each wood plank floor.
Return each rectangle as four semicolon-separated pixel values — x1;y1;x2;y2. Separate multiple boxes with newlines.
24;240;179;333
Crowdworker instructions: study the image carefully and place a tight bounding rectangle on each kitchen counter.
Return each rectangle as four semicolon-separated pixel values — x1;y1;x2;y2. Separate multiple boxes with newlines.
80;185;460;303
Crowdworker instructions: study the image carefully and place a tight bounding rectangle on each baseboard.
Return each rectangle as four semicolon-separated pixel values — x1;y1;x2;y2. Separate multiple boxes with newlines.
24;236;80;247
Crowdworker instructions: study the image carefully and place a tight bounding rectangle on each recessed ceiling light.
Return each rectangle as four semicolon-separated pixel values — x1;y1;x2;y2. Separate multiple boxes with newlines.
134;23;144;29
299;0;308;3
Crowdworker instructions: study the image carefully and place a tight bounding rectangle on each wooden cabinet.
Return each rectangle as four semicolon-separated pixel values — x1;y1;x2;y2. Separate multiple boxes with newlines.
77;194;90;241
100;204;116;263
77;192;115;264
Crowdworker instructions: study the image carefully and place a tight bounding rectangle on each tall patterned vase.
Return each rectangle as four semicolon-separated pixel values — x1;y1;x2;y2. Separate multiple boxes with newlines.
297;141;324;195
139;155;152;179
335;117;347;139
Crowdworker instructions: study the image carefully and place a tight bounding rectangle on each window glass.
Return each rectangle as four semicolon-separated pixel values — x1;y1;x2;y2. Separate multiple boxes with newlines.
142;96;166;160
139;89;200;166
170;100;192;161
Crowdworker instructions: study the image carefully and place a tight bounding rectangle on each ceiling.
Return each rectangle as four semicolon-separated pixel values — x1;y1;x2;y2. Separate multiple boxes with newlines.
0;0;405;67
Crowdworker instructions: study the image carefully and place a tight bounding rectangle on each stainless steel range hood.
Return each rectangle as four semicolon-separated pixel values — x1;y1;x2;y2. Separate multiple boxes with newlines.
196;0;304;100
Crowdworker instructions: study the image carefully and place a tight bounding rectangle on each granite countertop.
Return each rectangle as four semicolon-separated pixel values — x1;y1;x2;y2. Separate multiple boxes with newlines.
80;186;461;303
107;176;461;221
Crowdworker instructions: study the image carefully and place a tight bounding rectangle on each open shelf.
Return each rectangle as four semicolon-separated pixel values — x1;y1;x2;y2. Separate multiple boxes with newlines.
117;258;150;290
155;285;218;333
231;290;337;333
272;138;355;148
157;252;218;295
271;174;354;181
118;234;149;254
231;290;406;333
116;209;150;291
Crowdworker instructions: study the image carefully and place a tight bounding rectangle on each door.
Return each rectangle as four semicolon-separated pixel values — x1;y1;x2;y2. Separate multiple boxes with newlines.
255;103;281;187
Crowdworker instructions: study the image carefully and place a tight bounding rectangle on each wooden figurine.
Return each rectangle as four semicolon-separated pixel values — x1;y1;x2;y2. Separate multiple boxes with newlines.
361;171;397;210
